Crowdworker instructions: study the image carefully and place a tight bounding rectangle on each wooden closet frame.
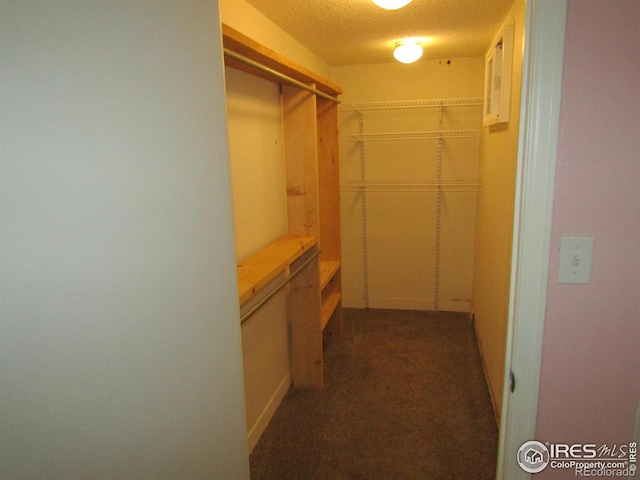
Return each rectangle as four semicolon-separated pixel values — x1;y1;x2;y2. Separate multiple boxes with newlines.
224;24;343;389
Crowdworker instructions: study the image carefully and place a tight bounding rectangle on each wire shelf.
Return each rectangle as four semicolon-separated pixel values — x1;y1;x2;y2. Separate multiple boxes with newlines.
340;130;476;142
340;98;483;111
341;96;482;310
340;181;481;193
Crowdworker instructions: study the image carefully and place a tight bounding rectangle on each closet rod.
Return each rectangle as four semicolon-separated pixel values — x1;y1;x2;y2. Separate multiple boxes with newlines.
240;248;322;325
224;48;340;104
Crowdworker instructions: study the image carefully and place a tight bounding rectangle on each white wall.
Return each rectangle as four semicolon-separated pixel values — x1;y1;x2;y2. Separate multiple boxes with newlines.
0;2;249;479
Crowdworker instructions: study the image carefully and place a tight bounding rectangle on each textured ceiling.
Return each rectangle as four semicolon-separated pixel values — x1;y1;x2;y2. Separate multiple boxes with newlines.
244;0;514;66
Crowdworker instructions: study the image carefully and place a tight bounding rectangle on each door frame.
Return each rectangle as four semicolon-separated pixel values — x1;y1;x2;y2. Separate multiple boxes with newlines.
496;1;568;478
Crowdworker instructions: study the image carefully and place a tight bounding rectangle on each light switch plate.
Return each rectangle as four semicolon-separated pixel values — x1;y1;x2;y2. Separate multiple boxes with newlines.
559;236;594;284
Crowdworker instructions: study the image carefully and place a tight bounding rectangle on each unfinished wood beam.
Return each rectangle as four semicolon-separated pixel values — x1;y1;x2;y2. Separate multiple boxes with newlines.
283;84;320;238
289;250;323;389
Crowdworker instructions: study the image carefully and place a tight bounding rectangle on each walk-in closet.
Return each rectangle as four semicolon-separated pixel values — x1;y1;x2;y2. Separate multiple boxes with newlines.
6;2;635;479
220;0;524;476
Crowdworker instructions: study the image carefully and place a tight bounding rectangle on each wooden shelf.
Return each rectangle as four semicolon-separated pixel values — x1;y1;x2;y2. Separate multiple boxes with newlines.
321;291;341;330
320;260;341;290
225;26;342;393
237;234;322;389
237;235;316;306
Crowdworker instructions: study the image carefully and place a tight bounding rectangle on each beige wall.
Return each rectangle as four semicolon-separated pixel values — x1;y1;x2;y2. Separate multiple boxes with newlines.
226;68;287;260
331;59;484;102
472;0;525;421
332;58;484;311
219;0;331;78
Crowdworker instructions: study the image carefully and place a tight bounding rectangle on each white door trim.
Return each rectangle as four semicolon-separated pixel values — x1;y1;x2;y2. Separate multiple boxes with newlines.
496;1;568;479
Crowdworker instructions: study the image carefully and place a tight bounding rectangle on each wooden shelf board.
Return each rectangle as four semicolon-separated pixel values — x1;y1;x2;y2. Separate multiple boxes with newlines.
237;235;317;305
319;260;341;291
321;292;341;330
222;24;342;97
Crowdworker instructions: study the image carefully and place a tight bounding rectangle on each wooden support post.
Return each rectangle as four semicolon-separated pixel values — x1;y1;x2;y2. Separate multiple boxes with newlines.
317;96;343;343
282;84;320;238
289;248;323;389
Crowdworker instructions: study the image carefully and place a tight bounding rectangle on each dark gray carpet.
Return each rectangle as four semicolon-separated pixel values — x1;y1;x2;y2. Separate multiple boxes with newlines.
249;309;498;479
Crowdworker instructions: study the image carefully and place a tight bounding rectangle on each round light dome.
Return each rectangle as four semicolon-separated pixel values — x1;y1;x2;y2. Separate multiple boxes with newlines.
372;0;412;10
393;41;423;64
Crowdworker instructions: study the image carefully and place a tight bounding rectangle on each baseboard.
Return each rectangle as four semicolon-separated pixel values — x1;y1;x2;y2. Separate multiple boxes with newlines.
368;297;434;310
343;296;470;312
342;296;367;309
471;318;501;429
437;299;472;313
247;372;291;454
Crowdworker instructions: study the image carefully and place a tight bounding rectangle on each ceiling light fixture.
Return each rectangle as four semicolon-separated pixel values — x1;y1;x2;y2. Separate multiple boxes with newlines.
393;40;423;64
372;0;412;10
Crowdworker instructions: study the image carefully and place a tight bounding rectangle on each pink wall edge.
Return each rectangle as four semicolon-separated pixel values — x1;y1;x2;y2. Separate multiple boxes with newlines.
535;0;640;460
